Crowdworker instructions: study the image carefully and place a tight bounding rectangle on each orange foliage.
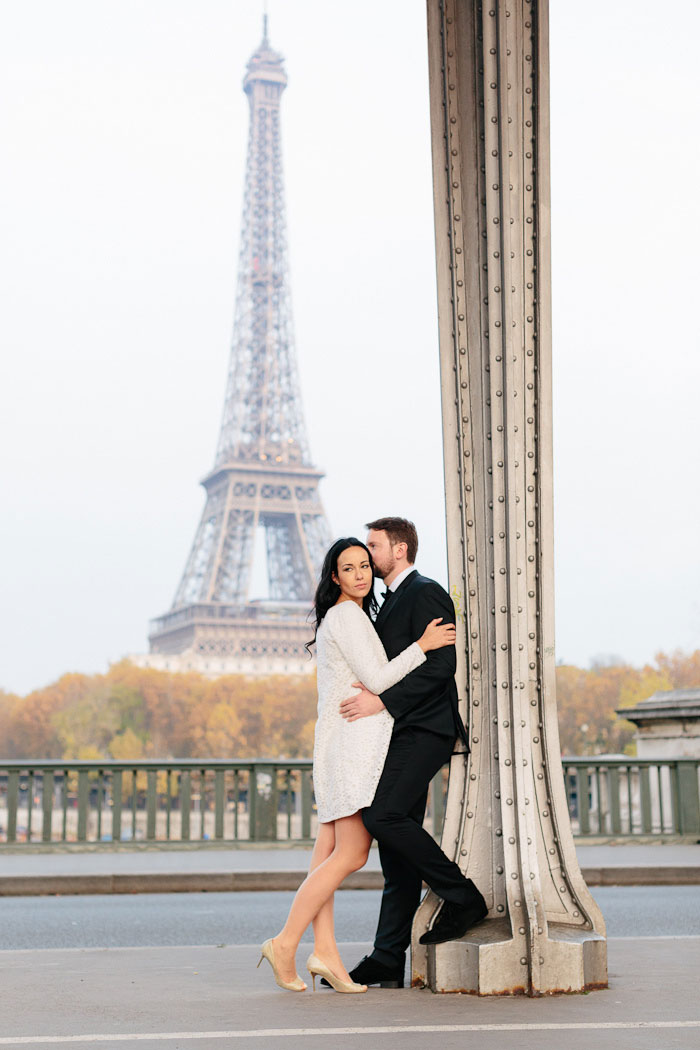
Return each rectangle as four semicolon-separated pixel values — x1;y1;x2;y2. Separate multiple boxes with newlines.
0;650;697;760
553;661;675;755
654;649;700;691
4;673;94;757
0;662;317;761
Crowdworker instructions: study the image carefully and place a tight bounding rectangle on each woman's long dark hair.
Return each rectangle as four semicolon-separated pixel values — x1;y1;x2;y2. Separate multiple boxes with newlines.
306;537;379;654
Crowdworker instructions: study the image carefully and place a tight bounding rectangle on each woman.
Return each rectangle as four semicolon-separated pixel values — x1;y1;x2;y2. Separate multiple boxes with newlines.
258;537;455;993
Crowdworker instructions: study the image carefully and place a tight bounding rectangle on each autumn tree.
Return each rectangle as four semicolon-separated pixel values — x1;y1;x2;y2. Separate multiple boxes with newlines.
6;673;94;757
0;650;697;760
654;649;700;691
554;660;678;756
0;691;19;756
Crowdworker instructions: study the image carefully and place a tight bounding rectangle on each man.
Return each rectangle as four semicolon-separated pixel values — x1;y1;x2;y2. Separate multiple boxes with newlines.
337;517;486;989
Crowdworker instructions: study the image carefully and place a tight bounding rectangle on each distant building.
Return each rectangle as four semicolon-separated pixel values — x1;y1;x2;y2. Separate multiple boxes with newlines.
618;689;700;759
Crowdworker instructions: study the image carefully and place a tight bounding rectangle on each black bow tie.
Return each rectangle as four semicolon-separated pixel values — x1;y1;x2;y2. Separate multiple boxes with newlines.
381;589;395;600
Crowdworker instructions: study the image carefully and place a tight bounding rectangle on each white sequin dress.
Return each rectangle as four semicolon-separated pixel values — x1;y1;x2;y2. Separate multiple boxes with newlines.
313;600;426;823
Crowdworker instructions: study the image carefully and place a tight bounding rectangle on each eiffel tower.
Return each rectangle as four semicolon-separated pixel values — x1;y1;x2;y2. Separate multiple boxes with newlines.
145;21;331;676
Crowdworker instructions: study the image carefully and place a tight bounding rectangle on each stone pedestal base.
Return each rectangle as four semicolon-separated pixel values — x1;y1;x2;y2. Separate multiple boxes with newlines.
415;919;607;996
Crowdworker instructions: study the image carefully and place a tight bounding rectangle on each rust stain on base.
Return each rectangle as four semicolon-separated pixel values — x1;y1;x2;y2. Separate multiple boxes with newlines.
431;985;527;996
429;981;608;997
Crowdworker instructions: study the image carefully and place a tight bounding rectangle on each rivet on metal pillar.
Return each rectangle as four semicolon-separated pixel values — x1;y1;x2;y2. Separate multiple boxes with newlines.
415;0;608;995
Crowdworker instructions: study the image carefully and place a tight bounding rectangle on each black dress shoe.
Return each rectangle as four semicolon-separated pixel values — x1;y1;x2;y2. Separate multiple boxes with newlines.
319;954;404;989
419;890;488;946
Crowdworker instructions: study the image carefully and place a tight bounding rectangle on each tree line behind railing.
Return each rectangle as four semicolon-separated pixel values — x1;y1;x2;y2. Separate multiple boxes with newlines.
0;757;698;846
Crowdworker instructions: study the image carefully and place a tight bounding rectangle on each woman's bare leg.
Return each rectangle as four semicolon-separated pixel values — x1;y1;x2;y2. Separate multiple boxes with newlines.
308;822;336;961
309;827;344;976
271;813;371;983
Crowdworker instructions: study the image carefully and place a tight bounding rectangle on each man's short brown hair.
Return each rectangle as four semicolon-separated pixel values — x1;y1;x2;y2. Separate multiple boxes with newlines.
365;517;418;564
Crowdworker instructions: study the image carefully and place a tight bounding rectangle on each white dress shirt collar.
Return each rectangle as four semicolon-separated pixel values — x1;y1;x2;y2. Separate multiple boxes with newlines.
388;565;415;592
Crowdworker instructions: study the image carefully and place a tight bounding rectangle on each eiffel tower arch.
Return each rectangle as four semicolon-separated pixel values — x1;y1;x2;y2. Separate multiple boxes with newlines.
141;21;331;677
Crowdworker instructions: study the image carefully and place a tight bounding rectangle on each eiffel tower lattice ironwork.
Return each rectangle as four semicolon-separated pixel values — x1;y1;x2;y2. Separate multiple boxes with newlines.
147;22;331;675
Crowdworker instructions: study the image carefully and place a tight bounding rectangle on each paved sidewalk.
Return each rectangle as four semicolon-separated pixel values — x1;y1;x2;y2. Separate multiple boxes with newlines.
0;936;698;1049
0;843;699;895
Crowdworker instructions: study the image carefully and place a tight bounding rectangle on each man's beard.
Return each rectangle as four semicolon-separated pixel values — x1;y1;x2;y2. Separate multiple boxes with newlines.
373;559;394;580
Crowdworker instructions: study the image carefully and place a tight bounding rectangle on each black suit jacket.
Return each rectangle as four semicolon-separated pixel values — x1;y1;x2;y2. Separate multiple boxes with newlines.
374;570;468;748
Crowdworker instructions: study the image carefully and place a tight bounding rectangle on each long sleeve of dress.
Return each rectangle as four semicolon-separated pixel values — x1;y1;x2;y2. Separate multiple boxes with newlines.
325;600;426;694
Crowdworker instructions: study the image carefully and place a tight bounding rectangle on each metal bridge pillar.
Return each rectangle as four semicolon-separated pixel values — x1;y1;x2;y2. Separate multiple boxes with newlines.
413;0;608;994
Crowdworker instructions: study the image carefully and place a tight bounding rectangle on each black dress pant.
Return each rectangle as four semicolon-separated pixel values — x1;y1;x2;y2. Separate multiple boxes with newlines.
362;726;473;969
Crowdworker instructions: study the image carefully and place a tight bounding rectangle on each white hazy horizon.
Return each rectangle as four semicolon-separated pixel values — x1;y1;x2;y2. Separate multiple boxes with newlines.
1;0;698;696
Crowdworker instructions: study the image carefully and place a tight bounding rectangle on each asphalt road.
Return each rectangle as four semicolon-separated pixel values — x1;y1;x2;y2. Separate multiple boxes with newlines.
2;885;700;951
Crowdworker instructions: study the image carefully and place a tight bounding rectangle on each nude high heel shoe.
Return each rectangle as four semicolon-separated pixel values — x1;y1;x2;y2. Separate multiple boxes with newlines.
257;938;307;992
306;953;367;993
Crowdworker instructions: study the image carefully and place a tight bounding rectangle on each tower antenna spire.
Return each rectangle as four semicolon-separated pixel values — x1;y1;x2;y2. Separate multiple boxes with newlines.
262;5;268;45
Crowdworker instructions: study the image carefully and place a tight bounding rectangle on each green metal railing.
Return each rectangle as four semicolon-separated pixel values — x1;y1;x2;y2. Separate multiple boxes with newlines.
562;757;700;838
0;757;698;846
0;761;316;846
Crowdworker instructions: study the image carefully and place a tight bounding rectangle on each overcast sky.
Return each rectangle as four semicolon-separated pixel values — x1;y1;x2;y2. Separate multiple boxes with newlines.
1;1;699;696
